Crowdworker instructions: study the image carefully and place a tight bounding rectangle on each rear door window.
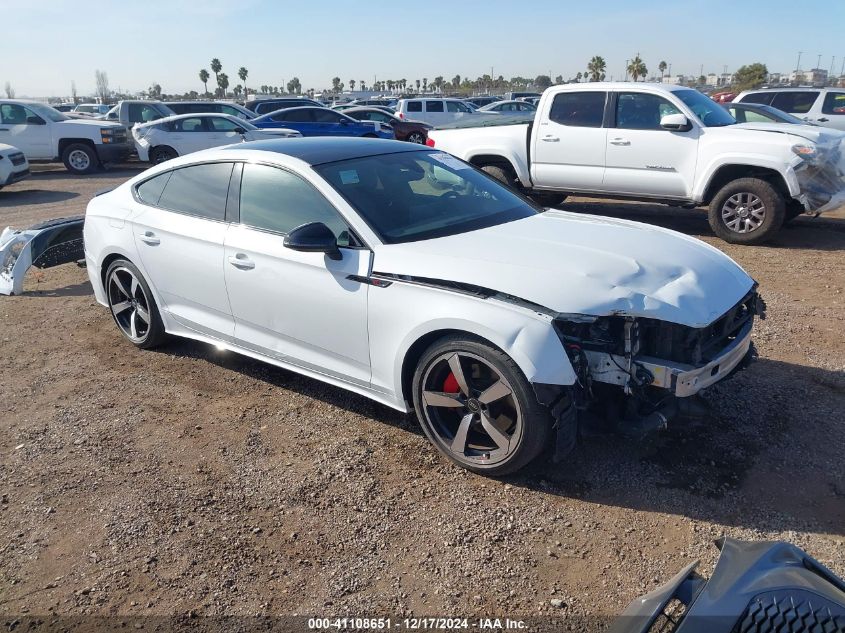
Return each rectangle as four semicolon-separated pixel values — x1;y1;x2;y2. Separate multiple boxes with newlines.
822;92;845;115
156;162;234;220
548;92;606;127
170;116;206;132
406;101;422;113
771;91;818;113
426;101;445;112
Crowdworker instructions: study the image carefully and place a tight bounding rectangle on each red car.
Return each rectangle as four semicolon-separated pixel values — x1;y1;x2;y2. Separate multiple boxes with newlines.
342;107;431;144
711;91;736;103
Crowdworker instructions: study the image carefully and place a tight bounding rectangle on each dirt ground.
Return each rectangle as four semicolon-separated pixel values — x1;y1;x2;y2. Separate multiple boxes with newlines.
1;164;843;629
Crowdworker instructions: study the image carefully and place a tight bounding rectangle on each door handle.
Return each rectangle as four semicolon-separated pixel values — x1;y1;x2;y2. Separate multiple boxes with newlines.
0;128;8;131
138;231;160;245
228;254;255;270
541;135;560;142
816;117;829;122
609;138;630;146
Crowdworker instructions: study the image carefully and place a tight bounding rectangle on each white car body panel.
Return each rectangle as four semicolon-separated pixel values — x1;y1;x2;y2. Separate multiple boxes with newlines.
83;142;757;414
428;83;840;212
133;114;300;162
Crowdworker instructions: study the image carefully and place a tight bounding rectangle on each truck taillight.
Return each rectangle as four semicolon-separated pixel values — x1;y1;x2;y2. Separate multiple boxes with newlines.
398;112;405;119
425;138;435;147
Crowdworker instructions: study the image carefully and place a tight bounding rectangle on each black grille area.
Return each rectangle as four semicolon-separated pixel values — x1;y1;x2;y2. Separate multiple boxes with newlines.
733;590;845;633
9;152;26;166
637;290;757;366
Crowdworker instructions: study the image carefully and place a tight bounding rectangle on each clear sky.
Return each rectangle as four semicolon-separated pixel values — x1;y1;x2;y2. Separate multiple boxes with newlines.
2;0;844;98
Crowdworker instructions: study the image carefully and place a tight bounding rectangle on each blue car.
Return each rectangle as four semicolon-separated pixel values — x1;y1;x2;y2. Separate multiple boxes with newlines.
251;106;393;139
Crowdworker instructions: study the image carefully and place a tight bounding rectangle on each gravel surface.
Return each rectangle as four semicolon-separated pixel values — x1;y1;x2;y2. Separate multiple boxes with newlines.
1;165;843;628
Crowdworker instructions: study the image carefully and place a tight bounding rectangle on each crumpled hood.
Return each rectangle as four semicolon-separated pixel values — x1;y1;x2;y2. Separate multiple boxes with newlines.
734;121;845;144
373;211;754;328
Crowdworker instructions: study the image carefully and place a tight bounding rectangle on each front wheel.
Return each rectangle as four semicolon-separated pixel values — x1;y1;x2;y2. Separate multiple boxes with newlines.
62;143;98;174
707;178;785;244
149;146;178;165
105;259;167;349
412;335;553;476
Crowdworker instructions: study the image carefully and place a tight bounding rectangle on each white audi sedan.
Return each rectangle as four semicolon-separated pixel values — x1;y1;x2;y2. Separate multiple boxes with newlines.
132;113;301;164
84;138;762;475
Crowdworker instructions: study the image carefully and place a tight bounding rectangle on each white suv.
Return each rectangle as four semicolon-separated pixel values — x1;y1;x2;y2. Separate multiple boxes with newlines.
734;88;845;131
395;98;478;126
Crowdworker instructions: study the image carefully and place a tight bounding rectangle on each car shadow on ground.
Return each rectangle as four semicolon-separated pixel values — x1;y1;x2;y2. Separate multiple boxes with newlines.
556;200;845;251
0;189;79;207
154;337;845;536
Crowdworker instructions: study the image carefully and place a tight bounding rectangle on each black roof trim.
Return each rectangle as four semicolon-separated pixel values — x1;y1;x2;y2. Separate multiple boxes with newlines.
224;137;427;166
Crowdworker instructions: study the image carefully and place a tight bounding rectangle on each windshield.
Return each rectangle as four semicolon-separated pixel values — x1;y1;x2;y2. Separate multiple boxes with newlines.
674;89;736;127
315;151;538;244
28;103;68;122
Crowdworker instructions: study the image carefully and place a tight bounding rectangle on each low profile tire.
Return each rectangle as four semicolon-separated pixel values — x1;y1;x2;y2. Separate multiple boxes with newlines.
406;131;426;144
149;146;178;165
105;259;167;349
529;192;567;208
61;143;98;174
412;335;553;476
707;178;785;244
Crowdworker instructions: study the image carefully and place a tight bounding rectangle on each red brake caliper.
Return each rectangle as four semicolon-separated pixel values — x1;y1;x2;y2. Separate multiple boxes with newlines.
442;372;460;394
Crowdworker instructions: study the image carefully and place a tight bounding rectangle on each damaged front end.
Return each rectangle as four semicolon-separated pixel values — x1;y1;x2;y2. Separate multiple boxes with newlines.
793;135;845;213
0;216;85;295
551;289;764;441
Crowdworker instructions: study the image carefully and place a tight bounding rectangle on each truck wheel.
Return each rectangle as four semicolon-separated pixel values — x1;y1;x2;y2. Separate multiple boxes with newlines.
411;335;554;476
406;131;426;144
708;178;785;245
529;192;567;208
149;146;178;164
62;143;98;174
480;164;519;190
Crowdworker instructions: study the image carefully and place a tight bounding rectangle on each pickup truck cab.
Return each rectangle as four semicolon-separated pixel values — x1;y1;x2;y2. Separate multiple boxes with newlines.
103;100;176;130
0;100;132;174
427;83;845;244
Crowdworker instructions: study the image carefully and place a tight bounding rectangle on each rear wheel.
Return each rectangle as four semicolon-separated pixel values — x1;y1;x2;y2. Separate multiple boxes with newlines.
62;143;98;174
480;164;518;189
412;335;553;476
105;259;167;349
529;192;567;208
406;131;426;144
707;177;785;244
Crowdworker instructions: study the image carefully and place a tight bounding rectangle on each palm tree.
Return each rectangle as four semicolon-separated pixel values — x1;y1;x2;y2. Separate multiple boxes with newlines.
433;76;444;93
349;79;356;92
452;75;461;89
210;58;222;88
199;69;210;96
627;54;647;82
217;72;229;98
586;56;607;82
238;67;248;98
415;79;421;91
359;80;366;92
422;78;428;93
658;60;668;81
575;72;583;83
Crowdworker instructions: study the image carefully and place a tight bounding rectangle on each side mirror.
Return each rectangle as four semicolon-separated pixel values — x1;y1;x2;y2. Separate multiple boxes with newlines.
108;112;118;120
283;222;341;260
339;118;350;125
26;116;46;125
660;113;692;131
234;127;246;135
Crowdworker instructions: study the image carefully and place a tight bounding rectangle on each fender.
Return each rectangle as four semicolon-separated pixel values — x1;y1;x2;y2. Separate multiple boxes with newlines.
693;153;800;202
366;278;576;408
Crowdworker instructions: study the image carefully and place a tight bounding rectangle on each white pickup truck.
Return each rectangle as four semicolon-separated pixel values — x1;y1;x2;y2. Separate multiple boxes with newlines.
0;100;132;174
102;100;175;130
427;83;845;244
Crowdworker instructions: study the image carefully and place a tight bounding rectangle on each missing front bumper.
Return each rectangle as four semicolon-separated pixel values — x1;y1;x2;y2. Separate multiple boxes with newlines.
584;320;754;398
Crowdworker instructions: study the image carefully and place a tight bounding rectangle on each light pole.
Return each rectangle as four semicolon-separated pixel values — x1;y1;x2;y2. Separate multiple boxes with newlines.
796;51;803;71
624;59;629;81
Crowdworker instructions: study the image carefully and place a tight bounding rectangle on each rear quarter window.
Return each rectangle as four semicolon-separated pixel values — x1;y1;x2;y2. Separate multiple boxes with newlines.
406;101;422;113
155;162;234;221
135;172;172;206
